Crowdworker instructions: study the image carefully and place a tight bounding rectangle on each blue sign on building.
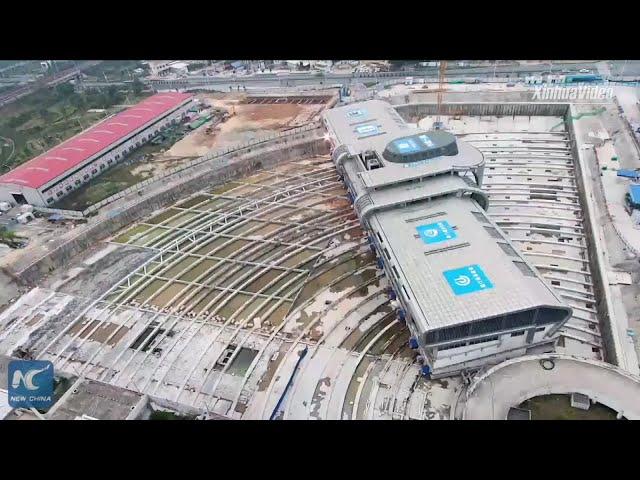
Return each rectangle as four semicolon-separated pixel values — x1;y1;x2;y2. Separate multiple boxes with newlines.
7;360;54;410
355;124;380;137
443;264;494;296
347;109;367;118
394;138;421;154
418;134;435;148
416;221;457;244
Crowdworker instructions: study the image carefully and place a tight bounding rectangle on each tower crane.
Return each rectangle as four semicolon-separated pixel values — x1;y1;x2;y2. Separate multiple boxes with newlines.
434;60;448;130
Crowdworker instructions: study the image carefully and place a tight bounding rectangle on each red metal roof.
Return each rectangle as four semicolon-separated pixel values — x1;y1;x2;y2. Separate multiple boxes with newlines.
0;92;193;190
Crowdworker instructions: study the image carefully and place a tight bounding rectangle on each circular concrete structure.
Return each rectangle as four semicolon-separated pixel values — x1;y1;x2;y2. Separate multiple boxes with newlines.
457;354;640;420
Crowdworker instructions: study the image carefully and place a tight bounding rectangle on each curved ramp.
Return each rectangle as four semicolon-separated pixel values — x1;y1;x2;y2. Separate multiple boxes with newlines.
458;354;640;420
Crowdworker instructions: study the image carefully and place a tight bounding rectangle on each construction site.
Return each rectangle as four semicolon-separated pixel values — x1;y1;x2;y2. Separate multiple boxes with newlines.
1;65;640;420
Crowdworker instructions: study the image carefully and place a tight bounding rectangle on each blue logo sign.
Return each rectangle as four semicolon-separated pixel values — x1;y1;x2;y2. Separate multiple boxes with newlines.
7;360;54;410
394;138;421;154
355;124;379;137
418;134;435;147
347;109;367;118
416;221;458;244
443;265;494;296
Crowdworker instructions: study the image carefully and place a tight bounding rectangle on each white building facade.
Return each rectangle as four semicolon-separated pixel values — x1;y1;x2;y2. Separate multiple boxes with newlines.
0;94;193;208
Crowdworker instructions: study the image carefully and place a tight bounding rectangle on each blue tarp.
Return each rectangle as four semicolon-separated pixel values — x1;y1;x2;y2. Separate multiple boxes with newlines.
629;184;640;205
617;169;640;179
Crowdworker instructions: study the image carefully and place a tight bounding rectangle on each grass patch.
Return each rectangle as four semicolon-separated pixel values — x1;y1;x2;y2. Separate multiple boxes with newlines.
112;224;151;244
0;80;150;174
149;409;196;421
518;394;620;420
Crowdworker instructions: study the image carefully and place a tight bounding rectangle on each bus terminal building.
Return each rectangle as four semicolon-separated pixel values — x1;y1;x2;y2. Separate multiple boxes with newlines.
323;100;572;377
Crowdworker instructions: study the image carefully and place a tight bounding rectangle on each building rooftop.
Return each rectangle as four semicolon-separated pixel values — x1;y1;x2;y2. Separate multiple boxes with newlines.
323;99;412;156
629;183;640;205
324;99;571;338
371;196;569;333
324;100;484;190
0;92;193;190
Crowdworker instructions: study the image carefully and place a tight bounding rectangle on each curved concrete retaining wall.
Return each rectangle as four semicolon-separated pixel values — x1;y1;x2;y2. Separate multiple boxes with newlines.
15;133;328;285
457;354;640;420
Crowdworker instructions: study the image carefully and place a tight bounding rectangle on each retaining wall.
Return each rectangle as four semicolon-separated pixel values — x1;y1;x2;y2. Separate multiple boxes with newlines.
564;106;622;368
394;101;570;120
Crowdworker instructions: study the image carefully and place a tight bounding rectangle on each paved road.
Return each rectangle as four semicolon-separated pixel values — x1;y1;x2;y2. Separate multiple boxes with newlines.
146;62;605;90
0;61;101;108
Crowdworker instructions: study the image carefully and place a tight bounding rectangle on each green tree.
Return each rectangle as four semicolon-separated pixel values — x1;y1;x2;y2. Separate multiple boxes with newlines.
132;78;143;96
55;82;75;98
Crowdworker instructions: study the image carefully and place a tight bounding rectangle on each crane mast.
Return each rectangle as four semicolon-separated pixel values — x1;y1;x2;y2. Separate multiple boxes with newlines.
434;60;448;129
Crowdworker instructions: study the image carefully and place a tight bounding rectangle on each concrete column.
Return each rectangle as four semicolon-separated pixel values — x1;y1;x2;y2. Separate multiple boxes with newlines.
126;394;150;420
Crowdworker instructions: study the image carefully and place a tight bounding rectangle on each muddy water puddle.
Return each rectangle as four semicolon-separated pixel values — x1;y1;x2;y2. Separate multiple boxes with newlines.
68;319;130;346
176;194;212;209
244;171;277;184
113;224;152;244
178;258;220;283
340;304;393;351
257;206;297;221
165;211;200;228
133;279;167;306
290;252;375;309
147;208;182;225
279;249;317;269
211;182;242;195
264;271;306;297
357;317;398;355
331;266;378;296
262;301;294;327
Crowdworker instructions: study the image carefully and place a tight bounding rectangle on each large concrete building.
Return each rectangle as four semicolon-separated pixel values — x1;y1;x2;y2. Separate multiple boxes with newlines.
0;92;193;207
323;100;573;377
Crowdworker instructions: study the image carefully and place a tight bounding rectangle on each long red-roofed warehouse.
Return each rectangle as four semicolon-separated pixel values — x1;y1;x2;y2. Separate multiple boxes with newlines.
0;91;194;207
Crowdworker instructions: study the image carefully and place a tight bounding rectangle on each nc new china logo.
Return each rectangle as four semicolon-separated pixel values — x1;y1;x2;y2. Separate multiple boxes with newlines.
7;360;54;410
